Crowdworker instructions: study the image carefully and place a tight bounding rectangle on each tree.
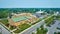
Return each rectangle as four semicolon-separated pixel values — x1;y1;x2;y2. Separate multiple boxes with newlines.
36;28;40;34
57;32;60;34
40;25;44;30
36;25;48;34
32;32;35;34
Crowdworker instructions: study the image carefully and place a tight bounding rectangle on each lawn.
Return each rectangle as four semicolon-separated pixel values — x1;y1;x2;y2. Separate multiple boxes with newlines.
32;25;48;34
0;16;42;34
14;24;31;33
56;14;60;20
0;32;2;34
14;18;41;33
45;15;54;26
9;26;16;30
0;19;9;26
31;18;41;25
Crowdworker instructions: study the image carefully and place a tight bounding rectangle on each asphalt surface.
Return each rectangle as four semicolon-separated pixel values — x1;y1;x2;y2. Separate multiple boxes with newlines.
0;25;10;34
20;15;54;34
20;20;45;34
0;14;54;34
47;20;60;34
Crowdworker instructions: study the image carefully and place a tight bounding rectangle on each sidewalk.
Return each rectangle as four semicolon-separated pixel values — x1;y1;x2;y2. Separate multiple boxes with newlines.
19;15;54;34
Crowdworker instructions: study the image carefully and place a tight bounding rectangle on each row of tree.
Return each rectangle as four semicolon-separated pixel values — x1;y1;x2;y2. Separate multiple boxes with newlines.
32;25;48;34
45;15;54;26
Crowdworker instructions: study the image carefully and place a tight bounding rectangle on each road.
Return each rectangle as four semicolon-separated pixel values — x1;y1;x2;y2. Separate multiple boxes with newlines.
0;24;10;34
20;20;45;34
19;15;54;34
47;20;60;34
0;14;54;34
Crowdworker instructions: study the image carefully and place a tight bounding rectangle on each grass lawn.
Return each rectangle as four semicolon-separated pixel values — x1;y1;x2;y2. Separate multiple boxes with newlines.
32;25;48;34
9;26;16;30
45;15;54;26
0;19;9;26
14;24;31;33
14;18;41;33
0;32;2;34
31;18;41;25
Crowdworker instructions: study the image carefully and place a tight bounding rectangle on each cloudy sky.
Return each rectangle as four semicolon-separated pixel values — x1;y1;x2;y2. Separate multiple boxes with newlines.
0;0;60;8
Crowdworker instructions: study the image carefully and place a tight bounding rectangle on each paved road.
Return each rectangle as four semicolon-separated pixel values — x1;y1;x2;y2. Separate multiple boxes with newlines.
47;20;60;34
20;20;45;34
0;24;10;34
19;15;54;34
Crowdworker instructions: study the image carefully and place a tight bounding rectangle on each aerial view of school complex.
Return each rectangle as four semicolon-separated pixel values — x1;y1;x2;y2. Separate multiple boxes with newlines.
0;0;60;34
0;8;60;34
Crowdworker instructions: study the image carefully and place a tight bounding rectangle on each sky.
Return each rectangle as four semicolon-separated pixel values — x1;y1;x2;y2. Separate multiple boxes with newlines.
0;0;60;8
